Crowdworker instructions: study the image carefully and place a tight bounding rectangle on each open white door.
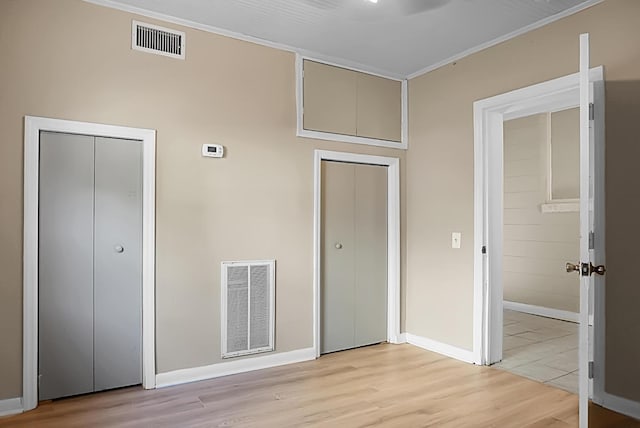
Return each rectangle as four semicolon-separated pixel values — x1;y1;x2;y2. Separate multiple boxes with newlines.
576;33;606;428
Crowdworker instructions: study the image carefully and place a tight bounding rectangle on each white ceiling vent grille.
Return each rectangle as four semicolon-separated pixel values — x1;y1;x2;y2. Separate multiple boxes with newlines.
131;20;185;59
221;260;275;358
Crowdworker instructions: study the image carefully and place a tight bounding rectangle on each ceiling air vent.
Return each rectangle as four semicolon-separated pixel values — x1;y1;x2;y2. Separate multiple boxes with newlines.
132;20;185;60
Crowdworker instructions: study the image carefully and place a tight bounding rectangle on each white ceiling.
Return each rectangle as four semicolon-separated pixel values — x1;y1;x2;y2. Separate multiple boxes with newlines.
94;0;601;78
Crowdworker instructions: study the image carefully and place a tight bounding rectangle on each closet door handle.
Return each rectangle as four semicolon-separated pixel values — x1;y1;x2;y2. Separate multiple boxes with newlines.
114;245;124;253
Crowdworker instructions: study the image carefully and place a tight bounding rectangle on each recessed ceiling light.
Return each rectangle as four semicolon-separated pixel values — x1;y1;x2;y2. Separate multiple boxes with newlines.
368;0;378;3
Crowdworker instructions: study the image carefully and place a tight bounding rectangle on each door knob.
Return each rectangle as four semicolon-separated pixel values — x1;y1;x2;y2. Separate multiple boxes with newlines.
114;245;124;253
335;243;343;249
590;263;606;275
566;262;580;273
566;261;606;276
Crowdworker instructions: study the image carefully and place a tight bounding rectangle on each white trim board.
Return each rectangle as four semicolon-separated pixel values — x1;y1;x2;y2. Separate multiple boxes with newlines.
22;116;156;411
0;398;23;417
296;55;408;150
156;347;316;388
472;66;603;367
405;334;476;365
541;202;580;213
313;150;401;357
406;0;603;79
503;301;578;323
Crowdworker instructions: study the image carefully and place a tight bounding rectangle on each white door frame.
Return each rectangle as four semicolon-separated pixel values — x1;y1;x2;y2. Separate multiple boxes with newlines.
313;150;401;357
23;116;156;411
472;67;603;365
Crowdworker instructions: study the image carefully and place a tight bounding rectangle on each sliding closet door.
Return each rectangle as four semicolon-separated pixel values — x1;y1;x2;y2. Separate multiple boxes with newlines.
93;137;143;391
39;132;95;400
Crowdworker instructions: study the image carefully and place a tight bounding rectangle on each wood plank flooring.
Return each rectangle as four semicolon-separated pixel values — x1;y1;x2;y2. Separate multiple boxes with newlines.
1;343;638;427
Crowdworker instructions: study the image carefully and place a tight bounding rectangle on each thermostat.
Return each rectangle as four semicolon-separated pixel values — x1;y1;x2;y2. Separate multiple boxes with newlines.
202;143;224;158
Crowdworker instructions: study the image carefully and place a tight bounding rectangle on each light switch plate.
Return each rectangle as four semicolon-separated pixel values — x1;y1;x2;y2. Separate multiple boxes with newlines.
452;232;461;249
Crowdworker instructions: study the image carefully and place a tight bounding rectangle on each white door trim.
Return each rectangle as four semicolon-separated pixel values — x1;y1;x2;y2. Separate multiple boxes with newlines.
472;67;603;366
23;116;156;411
313;150;401;357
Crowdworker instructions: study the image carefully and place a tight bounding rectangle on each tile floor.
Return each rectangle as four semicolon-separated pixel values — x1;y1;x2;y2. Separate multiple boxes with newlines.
493;309;578;394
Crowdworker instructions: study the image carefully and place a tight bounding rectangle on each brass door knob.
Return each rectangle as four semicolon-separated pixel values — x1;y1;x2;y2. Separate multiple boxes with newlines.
591;264;606;275
566;261;606;276
566;262;580;273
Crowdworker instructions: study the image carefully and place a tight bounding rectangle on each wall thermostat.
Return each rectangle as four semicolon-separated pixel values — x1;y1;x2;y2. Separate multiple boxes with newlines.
202;143;224;158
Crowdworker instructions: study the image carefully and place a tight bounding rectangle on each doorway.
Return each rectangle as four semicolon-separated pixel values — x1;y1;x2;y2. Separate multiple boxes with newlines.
473;64;606;426
22;116;156;411
472;67;603;366
494;109;580;393
313;150;401;357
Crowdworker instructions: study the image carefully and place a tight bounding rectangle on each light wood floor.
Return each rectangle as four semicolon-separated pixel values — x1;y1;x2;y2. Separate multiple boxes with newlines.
1;344;638;427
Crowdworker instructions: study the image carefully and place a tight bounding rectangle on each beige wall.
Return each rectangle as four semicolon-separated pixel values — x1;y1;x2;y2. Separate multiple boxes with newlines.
0;0;407;400
407;0;640;401
551;108;580;200
503;113;579;313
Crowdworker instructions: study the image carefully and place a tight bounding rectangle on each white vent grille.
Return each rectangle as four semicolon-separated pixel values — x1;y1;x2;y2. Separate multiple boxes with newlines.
221;260;275;358
132;20;185;59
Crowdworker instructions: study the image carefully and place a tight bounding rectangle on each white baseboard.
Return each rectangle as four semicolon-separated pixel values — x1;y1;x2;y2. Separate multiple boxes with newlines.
599;391;640;421
405;333;475;364
155;347;316;388
397;333;407;344
0;397;22;417
503;301;578;323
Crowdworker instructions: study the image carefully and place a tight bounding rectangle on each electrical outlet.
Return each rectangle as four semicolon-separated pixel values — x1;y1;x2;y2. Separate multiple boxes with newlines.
452;232;461;249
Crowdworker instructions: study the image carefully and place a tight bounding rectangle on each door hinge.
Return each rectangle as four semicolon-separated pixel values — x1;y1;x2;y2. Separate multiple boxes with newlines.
589;103;595;120
589;231;595;250
481;245;486;254
588;361;594;379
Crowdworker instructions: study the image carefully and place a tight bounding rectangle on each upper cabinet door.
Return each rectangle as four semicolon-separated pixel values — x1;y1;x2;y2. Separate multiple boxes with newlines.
356;72;402;142
301;59;404;146
303;60;357;136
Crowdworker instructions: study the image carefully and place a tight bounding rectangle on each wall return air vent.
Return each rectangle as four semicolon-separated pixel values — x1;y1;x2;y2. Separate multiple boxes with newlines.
221;260;275;358
132;20;185;59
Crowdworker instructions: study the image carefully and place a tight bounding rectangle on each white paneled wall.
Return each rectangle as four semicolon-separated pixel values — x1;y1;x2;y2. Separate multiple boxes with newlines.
503;112;580;313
